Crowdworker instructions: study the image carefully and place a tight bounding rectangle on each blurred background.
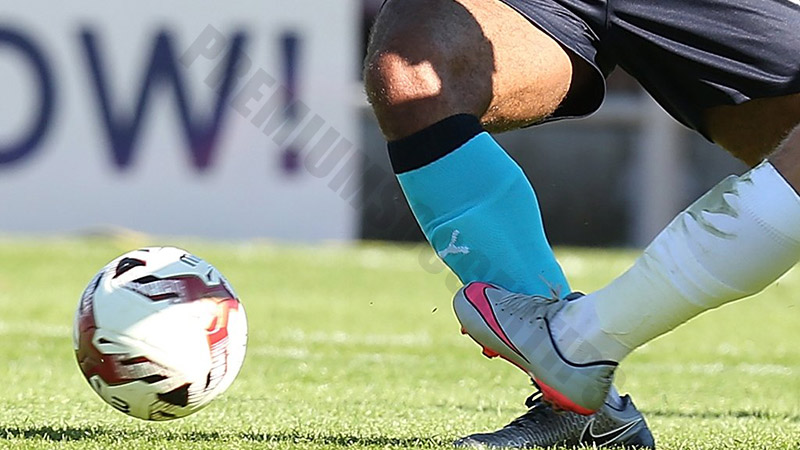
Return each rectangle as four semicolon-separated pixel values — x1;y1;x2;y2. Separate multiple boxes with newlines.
0;0;747;248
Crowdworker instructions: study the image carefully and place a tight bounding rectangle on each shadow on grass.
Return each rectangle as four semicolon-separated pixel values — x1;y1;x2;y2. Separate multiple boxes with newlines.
1;425;105;441
237;431;446;447
645;409;800;423
2;425;446;447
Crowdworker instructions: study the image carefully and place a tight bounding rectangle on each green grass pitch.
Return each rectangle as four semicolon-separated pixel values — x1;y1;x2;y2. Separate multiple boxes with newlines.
0;237;798;449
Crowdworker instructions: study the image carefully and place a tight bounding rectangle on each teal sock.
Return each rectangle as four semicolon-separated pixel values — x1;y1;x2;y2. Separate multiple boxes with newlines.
388;114;568;297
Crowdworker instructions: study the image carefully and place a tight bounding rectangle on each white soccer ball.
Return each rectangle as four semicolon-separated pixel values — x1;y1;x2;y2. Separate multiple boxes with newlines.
73;247;247;421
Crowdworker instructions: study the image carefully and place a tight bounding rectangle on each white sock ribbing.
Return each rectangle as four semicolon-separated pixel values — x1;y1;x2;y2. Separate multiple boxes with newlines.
553;161;800;362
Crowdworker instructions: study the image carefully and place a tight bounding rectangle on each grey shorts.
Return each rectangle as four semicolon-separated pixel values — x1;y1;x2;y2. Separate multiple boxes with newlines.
500;0;800;135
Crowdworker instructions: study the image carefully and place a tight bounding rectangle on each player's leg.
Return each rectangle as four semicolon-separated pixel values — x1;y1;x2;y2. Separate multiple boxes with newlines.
554;96;800;366
365;0;580;298
365;0;654;445
705;93;800;166
550;0;800;363
453;100;800;414
519;101;800;411
453;0;800;414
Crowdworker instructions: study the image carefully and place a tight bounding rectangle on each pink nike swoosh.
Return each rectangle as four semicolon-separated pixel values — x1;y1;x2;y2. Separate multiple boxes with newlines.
463;282;529;363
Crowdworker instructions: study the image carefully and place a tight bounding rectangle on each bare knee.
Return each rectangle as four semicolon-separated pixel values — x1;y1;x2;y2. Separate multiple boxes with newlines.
364;0;577;140
364;48;489;141
364;0;495;140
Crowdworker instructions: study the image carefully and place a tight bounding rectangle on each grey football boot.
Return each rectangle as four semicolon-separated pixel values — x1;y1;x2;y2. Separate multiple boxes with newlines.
455;391;655;449
453;282;616;414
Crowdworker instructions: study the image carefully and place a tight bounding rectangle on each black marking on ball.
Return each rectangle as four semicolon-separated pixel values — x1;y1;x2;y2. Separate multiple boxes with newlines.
132;275;160;284
158;383;190;407
141;375;168;384
114;258;146;279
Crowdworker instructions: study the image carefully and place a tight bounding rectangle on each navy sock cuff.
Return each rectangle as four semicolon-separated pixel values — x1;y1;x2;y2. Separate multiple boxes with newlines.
387;114;484;174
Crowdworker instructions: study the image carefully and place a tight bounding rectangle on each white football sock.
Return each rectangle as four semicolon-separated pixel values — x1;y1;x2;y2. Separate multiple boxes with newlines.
551;296;632;363
553;161;800;363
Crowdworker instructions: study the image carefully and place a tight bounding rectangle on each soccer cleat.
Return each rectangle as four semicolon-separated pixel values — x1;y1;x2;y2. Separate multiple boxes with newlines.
453;282;616;414
455;392;655;449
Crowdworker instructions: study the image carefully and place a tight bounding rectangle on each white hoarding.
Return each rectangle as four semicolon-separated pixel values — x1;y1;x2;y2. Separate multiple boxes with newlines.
0;0;361;241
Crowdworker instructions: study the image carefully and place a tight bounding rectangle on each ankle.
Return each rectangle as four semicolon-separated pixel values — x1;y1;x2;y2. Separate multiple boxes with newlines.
550;297;632;364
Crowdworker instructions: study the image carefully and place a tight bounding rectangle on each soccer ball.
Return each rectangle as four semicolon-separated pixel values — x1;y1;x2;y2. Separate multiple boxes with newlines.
73;247;247;420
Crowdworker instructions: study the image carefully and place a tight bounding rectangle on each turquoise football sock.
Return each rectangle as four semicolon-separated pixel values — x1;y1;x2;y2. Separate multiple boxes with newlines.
388;114;568;297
